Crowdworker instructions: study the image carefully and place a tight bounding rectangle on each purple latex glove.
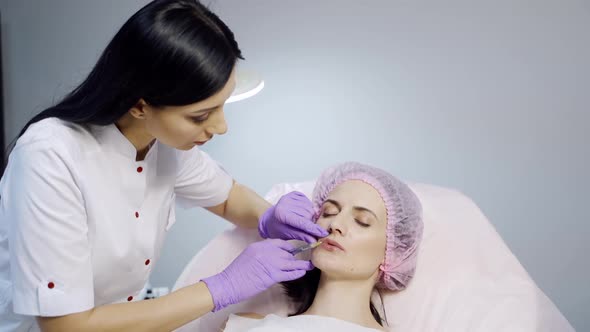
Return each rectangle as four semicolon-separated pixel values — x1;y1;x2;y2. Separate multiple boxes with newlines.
202;239;314;311
258;191;329;243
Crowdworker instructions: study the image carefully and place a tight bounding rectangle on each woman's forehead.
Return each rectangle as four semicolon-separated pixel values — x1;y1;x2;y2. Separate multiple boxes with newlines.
326;181;386;213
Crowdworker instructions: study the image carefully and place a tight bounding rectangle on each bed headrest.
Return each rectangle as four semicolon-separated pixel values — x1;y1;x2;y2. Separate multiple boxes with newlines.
173;182;573;331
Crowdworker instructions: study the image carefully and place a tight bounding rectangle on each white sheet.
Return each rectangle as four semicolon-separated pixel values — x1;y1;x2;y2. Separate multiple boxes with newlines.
173;181;574;332
224;314;383;332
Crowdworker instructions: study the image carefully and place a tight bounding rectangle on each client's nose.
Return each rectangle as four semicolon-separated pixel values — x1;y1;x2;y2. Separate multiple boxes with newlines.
328;225;343;235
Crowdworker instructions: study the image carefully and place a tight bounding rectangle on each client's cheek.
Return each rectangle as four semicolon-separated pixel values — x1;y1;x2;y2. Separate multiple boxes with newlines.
360;242;386;267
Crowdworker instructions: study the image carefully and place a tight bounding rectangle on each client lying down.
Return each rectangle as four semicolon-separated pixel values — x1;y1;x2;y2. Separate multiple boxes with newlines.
223;162;424;331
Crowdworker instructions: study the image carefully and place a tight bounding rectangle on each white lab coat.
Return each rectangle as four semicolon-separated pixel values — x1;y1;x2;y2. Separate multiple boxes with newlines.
0;118;233;331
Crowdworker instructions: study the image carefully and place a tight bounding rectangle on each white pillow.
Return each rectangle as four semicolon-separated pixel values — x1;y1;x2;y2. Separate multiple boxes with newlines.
173;182;573;331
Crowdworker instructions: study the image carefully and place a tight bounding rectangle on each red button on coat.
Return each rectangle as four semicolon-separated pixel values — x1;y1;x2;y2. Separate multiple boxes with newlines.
135;212;139;218
127;296;133;301
145;259;151;266
47;282;55;289
137;167;143;173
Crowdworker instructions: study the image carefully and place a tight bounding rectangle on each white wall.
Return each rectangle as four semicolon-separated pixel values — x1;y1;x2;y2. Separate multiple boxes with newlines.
1;0;588;330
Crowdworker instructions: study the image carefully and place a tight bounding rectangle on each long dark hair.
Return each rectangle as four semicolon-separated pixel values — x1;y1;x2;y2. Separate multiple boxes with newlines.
281;268;388;326
15;0;242;140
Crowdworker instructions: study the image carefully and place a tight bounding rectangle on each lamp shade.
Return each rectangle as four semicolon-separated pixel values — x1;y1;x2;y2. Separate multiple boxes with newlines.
225;68;264;104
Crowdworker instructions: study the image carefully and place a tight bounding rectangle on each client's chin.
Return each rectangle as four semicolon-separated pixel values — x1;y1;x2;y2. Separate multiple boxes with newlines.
311;254;351;279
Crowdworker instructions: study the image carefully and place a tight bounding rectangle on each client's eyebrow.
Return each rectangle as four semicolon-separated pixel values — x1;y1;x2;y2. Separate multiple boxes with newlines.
325;199;379;221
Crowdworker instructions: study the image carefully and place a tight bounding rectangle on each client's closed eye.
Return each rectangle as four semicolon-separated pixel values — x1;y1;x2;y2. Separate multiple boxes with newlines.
322;210;338;217
355;219;370;227
321;202;339;217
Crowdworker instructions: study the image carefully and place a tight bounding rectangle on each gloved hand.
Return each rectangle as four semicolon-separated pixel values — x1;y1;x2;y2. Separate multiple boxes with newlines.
258;191;329;243
201;239;314;311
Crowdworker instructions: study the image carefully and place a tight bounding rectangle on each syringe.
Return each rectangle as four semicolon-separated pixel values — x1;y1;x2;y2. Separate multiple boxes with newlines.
289;240;323;255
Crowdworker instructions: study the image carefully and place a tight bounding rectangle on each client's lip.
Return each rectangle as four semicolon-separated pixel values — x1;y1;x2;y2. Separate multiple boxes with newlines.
194;140;209;146
321;238;345;251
